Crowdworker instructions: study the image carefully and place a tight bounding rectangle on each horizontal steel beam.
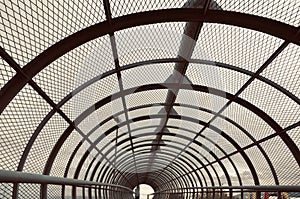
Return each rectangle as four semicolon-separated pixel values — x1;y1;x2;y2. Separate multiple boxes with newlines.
154;185;300;193
0;170;132;192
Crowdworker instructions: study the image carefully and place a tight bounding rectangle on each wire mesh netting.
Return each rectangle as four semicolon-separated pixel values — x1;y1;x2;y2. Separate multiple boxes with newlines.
0;0;300;198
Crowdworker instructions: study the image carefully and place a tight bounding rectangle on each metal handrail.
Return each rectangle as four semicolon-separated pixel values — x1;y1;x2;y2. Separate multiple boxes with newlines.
0;170;133;193
153;185;300;194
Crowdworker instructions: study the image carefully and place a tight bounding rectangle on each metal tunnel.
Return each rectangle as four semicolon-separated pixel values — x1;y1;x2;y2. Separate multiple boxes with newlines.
0;0;300;198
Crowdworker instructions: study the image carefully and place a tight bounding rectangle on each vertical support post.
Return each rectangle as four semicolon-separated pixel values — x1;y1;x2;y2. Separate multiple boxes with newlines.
256;191;261;199
41;184;47;199
241;189;244;199
229;188;233;199
277;191;281;199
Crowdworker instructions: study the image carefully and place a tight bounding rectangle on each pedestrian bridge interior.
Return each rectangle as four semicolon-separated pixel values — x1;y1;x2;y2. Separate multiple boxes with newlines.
0;0;300;198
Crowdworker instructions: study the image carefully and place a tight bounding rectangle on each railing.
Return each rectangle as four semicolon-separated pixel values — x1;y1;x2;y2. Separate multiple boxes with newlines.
0;170;134;199
2;170;300;199
149;185;300;199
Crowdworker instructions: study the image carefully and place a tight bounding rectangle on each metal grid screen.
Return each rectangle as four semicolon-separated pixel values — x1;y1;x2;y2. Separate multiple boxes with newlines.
0;0;300;198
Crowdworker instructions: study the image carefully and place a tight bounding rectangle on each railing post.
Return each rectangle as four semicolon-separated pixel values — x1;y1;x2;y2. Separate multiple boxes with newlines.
256;191;261;199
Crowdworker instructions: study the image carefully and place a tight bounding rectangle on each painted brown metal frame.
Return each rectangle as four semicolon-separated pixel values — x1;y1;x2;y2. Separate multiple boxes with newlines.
1;6;300;199
11;56;299;196
40;85;298;196
74;101;275;186
1;8;300;113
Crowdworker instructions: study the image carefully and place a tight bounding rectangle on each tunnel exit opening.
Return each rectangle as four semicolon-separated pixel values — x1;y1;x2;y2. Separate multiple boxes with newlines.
133;184;155;199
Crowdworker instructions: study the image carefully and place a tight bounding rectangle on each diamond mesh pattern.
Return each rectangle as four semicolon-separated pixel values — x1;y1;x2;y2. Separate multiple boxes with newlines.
65;186;72;199
130;123;157;133
133;135;157;144
121;63;174;90
245;147;275;185
84;158;97;181
0;183;12;199
82;126;116;168
51;131;82;178
128;106;163;123
223;102;275;140
159;144;181;154
289;192;300;198
173;106;214;123
207;164;219;185
241;79;300;128
287;127;300;152
198;169;207;186
201;128;236;156
168;118;203;134
126;89;168;109
76;99;122;137
47;185;62;199
221;159;240;186
18;184;39;199
176;158;197;177
131;127;157;139
211;117;253;148
115;23;185;66
70;75;119;123
33;36;115;104
165;137;190;149
191;172;201;186
196;134;223;160
211;0;300;27
23;113;69;174
210;163;226;185
186;63;251;95
99;119;119;141
230;153;254;185
168;126;195;138
0;0;299;197
261;43;300;99
176;90;228;112
0;84;51;170
66;137;88;178
199;168;213;186
130;119;162;136
75;187;83;198
92;163;104;182
110;0;187;18
0;59;15;90
190;142;213;163
105;146;119;160
77;152;95;180
0;0;106;67
192;23;283;72
260;136;300;185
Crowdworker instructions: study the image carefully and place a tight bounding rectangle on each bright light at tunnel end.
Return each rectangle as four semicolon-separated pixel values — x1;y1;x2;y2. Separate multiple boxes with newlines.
133;184;155;199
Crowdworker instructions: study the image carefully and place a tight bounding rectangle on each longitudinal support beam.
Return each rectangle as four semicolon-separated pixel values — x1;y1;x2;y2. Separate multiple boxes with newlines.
0;170;133;193
154;185;300;193
150;0;210;152
148;1;225;193
146;1;213;189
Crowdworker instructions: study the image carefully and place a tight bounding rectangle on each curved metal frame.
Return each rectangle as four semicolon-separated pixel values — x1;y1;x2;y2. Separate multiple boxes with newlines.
10;57;294;197
28;85;300;197
0;6;299;199
38;83;288;195
14;57;300;177
92;130;228;184
1;8;299;113
83;104;275;184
